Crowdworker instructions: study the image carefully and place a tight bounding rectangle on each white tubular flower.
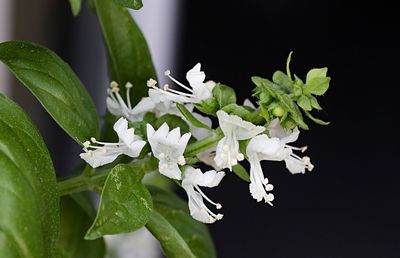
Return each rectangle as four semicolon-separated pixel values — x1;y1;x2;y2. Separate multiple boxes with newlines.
107;81;155;121
246;134;290;205
146;123;191;180
182;166;225;224
80;118;146;168
214;110;265;170
147;63;213;104
148;88;181;117
267;119;314;174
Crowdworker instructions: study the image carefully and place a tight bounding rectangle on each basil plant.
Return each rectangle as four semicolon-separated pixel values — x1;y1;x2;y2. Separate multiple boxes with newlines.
0;0;331;257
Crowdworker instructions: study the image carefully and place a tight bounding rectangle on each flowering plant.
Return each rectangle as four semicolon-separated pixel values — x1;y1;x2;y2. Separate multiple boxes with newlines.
0;0;331;257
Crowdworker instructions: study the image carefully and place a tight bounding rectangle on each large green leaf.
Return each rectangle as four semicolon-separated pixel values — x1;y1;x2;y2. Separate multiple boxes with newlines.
85;164;153;240
59;195;105;258
95;0;156;106
146;186;216;258
0;41;99;143
0;94;59;258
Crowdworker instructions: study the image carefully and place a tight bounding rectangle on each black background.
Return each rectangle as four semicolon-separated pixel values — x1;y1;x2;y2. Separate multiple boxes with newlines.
179;1;400;258
9;0;400;257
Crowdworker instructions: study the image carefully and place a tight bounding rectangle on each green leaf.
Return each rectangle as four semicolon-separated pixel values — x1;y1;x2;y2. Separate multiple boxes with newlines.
0;94;59;258
309;95;322;110
146;186;216;258
115;0;143;9
232;164;250;182
272;70;293;92
304;68;330;96
304;77;331;96
0;41;99;143
297;95;312;111
304;110;330;125
286;51;293;80
177;103;212;131
212;83;237;108
85;164;153;240
156;114;190;134
195;97;219;116
306;68;328;83
95;0;156;106
68;0;82;16
59;196;105;258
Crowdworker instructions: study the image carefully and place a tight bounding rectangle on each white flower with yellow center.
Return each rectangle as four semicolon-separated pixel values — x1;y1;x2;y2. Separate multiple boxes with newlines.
147;63;213;104
182;166;225;224
80;118;146;168
107;81;155;121
146;123;191;180
214;110;265;170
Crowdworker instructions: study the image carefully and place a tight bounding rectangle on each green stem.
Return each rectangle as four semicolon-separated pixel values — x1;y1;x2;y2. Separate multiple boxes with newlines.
184;128;223;157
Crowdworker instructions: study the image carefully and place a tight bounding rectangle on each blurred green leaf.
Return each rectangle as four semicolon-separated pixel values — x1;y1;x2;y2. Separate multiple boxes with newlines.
177;103;212;131
0;94;59;258
304;110;330;125
212;83;236;108
68;0;82;16
0;41;99;143
146;186;216;258
85;164;153;240
95;0;156;106
59;195;105;258
156;114;190;134
115;0;143;9
232;164;250;182
297;95;312;111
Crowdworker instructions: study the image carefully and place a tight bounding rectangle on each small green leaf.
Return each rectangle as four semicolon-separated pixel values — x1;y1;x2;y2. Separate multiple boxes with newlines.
272;70;293;92
0;41;99;143
146;186;216;258
304;77;331;96
115;0;143;9
156;114;190;134
176;103;212;131
95;0;156;106
68;0;82;16
85;164;153;240
297;95;312;111
232;164;250;182
212;83;237;108
0;94;59;258
59;196;105;258
304;110;330;125
195;97;219;116
309;95;322;110
306;68;328;83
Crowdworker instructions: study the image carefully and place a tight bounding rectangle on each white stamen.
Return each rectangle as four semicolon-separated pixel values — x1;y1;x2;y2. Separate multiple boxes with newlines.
125;82;133;88
110;81;119;88
147;78;157;87
163;84;169;91
216;214;224;220
216;203;222;209
237;153;244;161
164;69;171;76
90;137;97;143
83;141;90;148
265;184;274;191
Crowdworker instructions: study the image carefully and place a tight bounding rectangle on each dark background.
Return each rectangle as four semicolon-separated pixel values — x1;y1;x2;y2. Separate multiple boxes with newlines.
179;1;400;258
7;0;400;257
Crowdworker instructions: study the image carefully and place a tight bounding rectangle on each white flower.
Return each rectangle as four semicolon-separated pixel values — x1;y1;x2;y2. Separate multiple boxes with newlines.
246;134;290;204
214;110;265;170
184;104;213;140
147;88;181;117
147;63;213;103
80;118;146;168
182;166;225;224
107;81;155;121
267;119;314;174
146;123;191;180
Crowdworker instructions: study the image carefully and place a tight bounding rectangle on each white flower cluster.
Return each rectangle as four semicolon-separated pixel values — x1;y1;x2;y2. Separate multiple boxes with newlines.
80;63;314;224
